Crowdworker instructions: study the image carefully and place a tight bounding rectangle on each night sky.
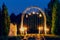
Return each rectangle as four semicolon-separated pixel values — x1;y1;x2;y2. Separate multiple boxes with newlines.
0;0;50;15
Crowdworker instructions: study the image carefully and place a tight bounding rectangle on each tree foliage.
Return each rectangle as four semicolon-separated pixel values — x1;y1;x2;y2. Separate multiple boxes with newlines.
45;0;59;34
53;1;60;35
51;0;58;34
0;3;10;36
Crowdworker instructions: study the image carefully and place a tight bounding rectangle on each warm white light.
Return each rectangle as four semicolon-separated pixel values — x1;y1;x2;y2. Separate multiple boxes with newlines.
26;15;28;18
20;27;27;35
9;23;17;36
46;27;49;32
28;13;31;15
24;27;27;31
38;26;43;34
32;12;35;14
20;27;25;32
39;14;42;17
38;27;43;31
24;27;27;34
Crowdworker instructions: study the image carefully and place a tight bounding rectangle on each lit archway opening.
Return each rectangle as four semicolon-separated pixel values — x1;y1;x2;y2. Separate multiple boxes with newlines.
20;6;47;35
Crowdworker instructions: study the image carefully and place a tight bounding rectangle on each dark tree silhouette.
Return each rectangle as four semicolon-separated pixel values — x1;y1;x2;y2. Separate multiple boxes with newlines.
16;13;22;34
10;13;16;24
54;1;60;35
0;3;10;36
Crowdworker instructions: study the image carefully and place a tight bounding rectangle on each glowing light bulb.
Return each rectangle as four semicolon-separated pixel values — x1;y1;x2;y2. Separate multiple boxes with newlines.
32;12;35;14
26;15;28;18
39;14;42;17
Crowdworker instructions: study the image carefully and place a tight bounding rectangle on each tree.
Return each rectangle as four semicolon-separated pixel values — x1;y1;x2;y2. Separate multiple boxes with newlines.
10;13;16;24
1;3;10;36
53;1;60;35
45;0;59;34
0;8;3;36
51;0;58;34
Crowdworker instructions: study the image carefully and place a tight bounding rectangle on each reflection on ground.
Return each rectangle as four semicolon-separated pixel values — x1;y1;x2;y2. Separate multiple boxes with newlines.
17;34;57;40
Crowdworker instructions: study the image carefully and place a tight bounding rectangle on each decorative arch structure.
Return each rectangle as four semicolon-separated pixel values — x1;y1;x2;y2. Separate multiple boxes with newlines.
20;6;47;35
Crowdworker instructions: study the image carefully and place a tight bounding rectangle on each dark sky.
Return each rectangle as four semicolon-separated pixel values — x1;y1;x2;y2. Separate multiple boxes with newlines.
0;0;50;15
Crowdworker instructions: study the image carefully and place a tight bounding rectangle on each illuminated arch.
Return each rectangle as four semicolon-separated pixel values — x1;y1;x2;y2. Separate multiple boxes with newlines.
20;6;47;34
